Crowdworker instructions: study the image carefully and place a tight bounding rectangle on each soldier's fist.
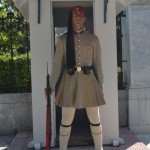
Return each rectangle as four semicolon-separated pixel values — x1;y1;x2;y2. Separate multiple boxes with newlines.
44;88;52;100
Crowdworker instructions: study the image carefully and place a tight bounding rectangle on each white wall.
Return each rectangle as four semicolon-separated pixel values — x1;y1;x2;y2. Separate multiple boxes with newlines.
116;0;132;15
128;4;150;134
0;93;32;134
29;0;55;146
94;0;119;143
30;0;119;146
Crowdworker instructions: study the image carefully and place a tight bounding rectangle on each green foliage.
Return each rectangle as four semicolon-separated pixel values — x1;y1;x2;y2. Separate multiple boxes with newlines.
0;0;29;54
0;54;31;93
0;0;31;93
0;0;19;17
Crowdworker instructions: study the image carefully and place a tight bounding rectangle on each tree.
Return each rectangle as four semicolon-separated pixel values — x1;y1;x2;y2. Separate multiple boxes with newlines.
0;0;31;93
0;0;29;56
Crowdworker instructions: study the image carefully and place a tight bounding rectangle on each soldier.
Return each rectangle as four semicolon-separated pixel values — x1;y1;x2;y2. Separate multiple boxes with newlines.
45;6;106;150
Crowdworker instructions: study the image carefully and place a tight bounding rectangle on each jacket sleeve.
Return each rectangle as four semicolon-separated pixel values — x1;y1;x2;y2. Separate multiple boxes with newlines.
93;36;104;90
50;37;64;90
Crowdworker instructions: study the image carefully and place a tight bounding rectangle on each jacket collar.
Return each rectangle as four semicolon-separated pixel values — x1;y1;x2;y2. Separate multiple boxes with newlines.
73;28;85;34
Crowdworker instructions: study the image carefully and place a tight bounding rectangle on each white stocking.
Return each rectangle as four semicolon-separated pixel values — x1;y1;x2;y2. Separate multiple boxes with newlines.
59;107;75;150
90;124;103;150
86;107;103;150
59;125;71;150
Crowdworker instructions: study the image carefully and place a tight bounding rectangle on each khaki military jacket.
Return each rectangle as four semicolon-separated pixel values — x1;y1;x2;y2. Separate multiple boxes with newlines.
50;31;106;108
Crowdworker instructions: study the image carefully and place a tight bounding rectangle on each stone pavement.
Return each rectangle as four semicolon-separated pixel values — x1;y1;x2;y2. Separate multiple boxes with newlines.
136;134;150;149
0;135;14;150
1;128;150;150
51;128;150;150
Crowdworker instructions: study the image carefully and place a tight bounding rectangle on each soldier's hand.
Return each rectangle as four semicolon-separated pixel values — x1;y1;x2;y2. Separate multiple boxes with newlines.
44;88;52;100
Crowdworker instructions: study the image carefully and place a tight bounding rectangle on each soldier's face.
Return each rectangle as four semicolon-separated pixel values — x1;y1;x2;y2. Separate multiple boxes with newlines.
72;12;86;30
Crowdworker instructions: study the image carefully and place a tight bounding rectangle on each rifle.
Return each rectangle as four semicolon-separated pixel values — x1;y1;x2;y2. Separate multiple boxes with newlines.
46;63;51;150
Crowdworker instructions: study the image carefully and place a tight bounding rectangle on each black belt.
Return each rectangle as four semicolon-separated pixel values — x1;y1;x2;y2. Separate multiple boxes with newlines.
67;66;93;75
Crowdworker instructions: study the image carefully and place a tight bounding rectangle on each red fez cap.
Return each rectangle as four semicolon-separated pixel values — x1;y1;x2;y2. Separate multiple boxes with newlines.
71;6;85;13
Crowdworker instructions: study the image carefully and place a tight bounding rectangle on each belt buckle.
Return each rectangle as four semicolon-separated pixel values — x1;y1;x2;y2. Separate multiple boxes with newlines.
77;67;81;72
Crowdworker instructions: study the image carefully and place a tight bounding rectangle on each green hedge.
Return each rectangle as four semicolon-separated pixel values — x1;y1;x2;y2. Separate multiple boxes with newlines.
0;54;31;93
